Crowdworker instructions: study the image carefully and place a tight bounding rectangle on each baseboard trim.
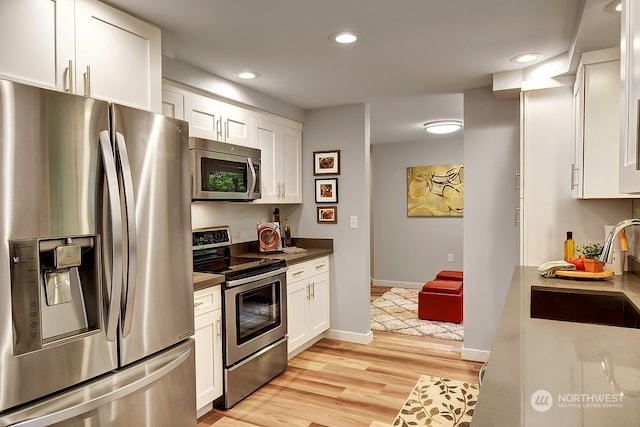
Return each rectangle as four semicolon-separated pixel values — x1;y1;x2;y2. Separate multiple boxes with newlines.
371;278;423;290
461;347;490;362
326;328;373;344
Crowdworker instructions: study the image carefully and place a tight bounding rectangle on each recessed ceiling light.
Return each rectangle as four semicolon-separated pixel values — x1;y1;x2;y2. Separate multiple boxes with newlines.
424;120;463;135
511;53;542;64
236;71;259;80
605;0;622;12
330;31;361;44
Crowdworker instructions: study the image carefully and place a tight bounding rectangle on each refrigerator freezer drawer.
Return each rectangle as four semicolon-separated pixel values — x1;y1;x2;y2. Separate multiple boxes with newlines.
0;339;196;427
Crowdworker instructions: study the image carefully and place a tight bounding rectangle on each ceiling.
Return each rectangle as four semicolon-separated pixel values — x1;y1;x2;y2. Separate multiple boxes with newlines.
104;0;620;144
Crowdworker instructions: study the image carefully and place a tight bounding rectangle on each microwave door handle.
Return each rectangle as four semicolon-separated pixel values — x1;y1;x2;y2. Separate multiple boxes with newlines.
99;131;123;342
115;132;138;339
247;158;257;196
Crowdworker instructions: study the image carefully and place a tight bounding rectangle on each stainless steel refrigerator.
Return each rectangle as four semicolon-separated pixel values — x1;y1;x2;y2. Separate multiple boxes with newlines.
0;79;196;426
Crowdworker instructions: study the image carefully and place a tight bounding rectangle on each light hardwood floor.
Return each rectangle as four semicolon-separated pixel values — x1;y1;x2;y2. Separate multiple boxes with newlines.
198;286;481;427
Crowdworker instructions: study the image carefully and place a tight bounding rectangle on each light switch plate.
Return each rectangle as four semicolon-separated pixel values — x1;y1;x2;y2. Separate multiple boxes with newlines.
349;216;358;229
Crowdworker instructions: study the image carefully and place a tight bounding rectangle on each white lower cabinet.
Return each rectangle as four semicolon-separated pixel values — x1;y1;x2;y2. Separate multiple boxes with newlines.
286;256;330;356
193;286;223;416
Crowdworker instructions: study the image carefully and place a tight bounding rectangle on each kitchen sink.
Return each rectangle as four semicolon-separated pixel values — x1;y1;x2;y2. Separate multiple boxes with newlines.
530;286;640;329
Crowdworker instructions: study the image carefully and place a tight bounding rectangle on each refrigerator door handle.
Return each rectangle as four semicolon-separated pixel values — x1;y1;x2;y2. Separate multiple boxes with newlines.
5;347;193;427
99;131;124;342
115;132;138;339
247;158;257;195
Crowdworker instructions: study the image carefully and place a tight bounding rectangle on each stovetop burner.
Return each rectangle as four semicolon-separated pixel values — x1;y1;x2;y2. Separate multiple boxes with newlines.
192;226;286;282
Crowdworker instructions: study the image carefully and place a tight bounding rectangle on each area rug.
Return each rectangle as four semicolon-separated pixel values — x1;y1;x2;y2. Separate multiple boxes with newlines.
371;288;463;341
393;375;479;427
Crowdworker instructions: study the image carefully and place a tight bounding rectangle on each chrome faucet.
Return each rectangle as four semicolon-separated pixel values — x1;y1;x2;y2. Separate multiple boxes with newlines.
599;218;640;263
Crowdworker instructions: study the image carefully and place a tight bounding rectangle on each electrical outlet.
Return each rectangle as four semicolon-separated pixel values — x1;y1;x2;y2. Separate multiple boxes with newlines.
349;216;358;229
448;253;454;263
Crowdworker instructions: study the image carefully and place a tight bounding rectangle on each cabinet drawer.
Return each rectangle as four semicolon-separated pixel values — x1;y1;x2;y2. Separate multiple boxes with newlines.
287;256;329;283
194;285;222;316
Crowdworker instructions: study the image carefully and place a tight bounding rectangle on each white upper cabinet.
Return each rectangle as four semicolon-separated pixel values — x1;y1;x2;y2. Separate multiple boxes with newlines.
162;80;303;203
222;103;253;147
172;84;252;146
75;0;161;112
184;94;225;140
253;116;303;204
0;0;161;112
620;0;640;192
572;48;634;198
0;0;73;90
162;88;184;119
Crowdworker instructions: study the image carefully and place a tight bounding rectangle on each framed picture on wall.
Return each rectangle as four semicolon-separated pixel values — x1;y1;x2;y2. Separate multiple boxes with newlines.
313;150;340;175
315;178;338;203
317;206;338;224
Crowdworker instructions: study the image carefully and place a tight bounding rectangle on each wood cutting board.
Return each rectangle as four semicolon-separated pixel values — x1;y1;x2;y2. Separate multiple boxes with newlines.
555;269;615;280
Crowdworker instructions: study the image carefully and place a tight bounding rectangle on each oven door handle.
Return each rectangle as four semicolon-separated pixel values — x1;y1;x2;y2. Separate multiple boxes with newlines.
226;267;288;288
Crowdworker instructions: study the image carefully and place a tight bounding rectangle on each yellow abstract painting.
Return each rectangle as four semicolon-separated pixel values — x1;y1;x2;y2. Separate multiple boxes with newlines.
407;164;464;217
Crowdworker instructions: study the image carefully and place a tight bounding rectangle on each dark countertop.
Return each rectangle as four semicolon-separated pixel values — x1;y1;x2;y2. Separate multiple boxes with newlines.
231;237;333;266
472;265;640;426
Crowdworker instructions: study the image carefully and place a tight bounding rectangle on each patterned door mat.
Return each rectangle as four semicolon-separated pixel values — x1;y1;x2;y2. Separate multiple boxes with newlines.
371;288;463;341
393;375;479;426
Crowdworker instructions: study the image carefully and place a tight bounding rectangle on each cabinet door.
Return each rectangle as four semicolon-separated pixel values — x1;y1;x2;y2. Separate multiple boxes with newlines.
254;117;280;203
0;0;74;91
582;59;632;198
223;104;253;147
571;65;584;198
281;125;303;203
620;0;640;192
194;308;223;411
75;0;162;112
308;272;330;337
287;280;308;354
162;89;185;119
184;94;224;140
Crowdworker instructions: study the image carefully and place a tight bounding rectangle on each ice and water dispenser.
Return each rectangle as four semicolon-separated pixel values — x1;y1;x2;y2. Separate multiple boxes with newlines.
9;235;101;355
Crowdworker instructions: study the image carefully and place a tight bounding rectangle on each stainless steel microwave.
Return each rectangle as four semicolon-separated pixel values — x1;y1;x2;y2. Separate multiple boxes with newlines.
189;137;261;201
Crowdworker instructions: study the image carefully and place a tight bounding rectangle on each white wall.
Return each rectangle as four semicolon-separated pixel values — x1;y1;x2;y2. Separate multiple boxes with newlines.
300;104;372;342
521;86;633;265
191;202;274;241
462;85;635;362
463;86;521;361
371;138;464;289
162;56;305;123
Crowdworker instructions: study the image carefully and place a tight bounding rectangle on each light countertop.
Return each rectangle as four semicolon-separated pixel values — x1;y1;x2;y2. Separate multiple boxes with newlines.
472;265;640;426
192;272;224;292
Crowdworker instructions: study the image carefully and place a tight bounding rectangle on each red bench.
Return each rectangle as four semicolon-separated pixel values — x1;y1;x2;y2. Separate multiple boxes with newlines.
435;270;464;282
418;271;463;323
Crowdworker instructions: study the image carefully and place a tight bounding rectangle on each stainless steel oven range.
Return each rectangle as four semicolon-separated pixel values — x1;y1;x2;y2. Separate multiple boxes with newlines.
192;226;288;408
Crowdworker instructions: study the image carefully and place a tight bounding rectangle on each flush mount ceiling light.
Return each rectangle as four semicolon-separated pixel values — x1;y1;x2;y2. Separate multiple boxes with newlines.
511;53;542;64
424;120;463;135
235;71;260;80
605;0;622;12
330;31;361;44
